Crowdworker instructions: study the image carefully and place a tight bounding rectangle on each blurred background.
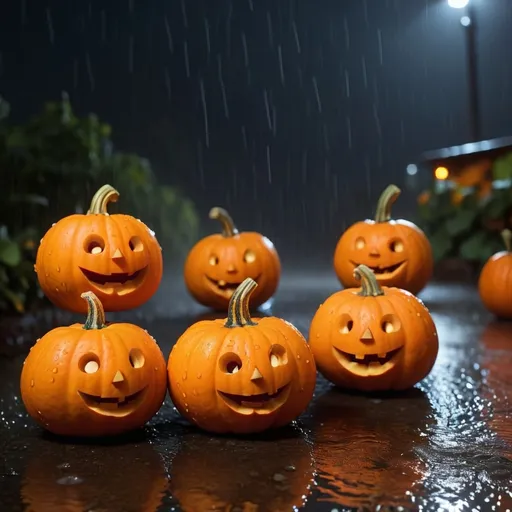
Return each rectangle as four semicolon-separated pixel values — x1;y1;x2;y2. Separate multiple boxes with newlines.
1;0;512;321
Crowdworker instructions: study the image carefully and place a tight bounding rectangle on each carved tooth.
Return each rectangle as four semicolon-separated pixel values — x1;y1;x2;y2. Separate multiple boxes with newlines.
355;354;366;360
378;353;387;358
368;362;381;368
218;280;226;287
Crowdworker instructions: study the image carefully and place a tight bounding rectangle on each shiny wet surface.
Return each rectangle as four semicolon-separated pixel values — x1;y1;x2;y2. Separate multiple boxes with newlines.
1;271;512;511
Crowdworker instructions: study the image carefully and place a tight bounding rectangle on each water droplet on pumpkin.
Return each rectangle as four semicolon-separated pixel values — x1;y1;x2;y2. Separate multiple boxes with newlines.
192;389;198;396
50;377;55;383
182;372;187;380
316;333;320;338
196;373;202;379
56;266;60;272
33;264;37;272
182;392;187;398
55;287;59;292
45;273;49;277
30;380;34;387
306;360;310;364
52;368;58;374
154;367;159;371
297;355;301;360
254;345;260;349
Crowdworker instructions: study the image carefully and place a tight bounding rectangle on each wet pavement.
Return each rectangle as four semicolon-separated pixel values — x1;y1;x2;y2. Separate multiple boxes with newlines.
1;270;512;511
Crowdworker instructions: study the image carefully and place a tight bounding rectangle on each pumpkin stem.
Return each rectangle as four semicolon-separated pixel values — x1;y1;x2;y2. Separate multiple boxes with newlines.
502;229;512;252
225;278;258;328
209;207;239;237
354;265;384;297
81;291;106;330
374;184;401;223
87;184;120;215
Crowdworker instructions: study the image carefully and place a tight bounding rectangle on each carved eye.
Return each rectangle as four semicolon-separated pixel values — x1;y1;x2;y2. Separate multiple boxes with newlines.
355;237;365;250
244;250;256;263
129;236;144;252
269;344;288;367
340;314;354;334
389;240;404;253
84;236;105;255
79;354;100;374
209;255;219;266
381;314;401;333
129;348;145;368
219;352;242;374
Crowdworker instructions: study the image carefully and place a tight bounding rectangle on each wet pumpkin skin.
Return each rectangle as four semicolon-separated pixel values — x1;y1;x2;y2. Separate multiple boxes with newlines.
35;185;163;314
167;278;317;435
183;207;281;310
478;229;512;319
20;292;167;437
333;185;433;296
309;265;438;392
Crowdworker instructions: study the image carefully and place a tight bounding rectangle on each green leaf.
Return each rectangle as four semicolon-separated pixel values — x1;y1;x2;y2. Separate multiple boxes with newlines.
445;208;478;236
429;227;453;261
492;153;512;180
0;239;21;266
459;231;495;262
482;189;512;219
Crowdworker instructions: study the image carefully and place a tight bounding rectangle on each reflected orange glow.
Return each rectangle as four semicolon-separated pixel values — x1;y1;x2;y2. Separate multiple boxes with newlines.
434;166;449;180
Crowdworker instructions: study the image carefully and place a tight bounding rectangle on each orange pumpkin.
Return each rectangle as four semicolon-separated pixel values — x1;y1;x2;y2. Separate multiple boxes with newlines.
183;207;281;310
20;291;168;437
309;264;438;391
167;277;317;434
311;388;431;509
169;431;314;511
21;441;167;512
35;184;163;314
478;229;512;319
333;184;433;295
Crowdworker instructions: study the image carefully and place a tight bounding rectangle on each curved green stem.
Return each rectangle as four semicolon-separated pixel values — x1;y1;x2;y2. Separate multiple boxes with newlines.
81;291;106;330
209;207;239;237
87;185;120;215
502;229;512;252
375;184;401;223
225;278;258;328
354;265;384;297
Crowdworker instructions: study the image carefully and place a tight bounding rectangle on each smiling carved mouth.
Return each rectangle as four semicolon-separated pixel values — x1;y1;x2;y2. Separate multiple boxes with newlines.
350;261;405;277
80;267;147;295
78;386;147;417
333;347;402;376
218;383;291;415
206;274;261;294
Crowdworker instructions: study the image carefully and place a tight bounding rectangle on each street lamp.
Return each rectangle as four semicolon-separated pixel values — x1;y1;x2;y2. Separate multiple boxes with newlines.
447;0;481;142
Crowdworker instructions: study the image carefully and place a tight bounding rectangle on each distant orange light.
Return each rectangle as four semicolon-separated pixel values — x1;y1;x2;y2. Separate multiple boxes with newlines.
435;166;449;180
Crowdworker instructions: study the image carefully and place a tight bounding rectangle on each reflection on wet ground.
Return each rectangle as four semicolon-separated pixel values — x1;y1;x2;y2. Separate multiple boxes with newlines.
1;271;512;511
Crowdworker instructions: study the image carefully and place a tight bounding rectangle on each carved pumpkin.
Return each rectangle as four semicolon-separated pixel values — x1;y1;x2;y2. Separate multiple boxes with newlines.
167;278;317;434
35;184;163;314
169;430;314;511
311;388;431;509
333;184;433;295
183;207;281;310
20;291;168;437
309;265;438;392
21;440;167;512
478;230;512;319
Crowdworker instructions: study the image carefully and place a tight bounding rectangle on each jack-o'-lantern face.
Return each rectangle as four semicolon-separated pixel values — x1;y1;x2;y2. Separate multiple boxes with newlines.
35;185;163;314
20;292;168;437
168;278;317;434
331;310;405;378
184;207;281;310
309;265;438;392
215;342;293;415
333;185;433;296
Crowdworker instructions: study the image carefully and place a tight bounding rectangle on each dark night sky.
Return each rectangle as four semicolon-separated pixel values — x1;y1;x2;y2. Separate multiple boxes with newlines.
1;0;511;261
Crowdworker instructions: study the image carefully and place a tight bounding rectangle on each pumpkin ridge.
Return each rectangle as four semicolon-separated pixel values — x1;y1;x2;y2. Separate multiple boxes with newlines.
209;206;239;237
87;184;120;215
374;184;401;223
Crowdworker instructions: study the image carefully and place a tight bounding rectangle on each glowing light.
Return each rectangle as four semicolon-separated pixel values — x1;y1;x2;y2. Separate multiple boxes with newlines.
460;16;471;26
406;164;418;176
435;166;449;180
448;0;469;8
